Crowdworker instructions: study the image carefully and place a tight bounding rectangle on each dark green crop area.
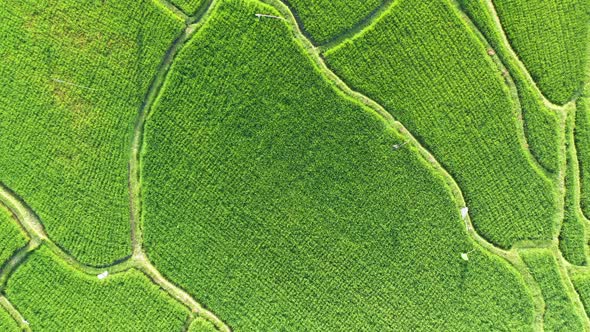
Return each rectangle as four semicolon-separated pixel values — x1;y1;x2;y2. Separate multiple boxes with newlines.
492;0;590;105
577;89;590;220
5;246;189;331
0;0;183;266
142;0;535;330
0;0;589;330
325;0;558;249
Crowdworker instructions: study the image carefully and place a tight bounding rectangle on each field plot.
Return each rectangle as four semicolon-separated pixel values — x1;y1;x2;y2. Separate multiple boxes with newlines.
285;0;383;44
169;0;204;16
492;0;590;105
0;206;28;267
559;108;588;266
4;246;189;331
577;91;590;219
0;0;183;265
325;0;558;248
520;249;587;331
458;0;562;175
142;0;535;330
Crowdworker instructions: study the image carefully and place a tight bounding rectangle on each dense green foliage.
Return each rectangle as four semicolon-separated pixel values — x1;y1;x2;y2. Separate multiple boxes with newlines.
492;0;590;104
189;317;218;332
0;307;19;332
286;0;382;44
143;0;535;330
458;0;561;175
571;270;590;318
577;90;590;219
170;0;204;15
560;109;589;266
0;206;27;267
0;0;183;266
520;249;585;331
325;0;557;248
5;246;189;331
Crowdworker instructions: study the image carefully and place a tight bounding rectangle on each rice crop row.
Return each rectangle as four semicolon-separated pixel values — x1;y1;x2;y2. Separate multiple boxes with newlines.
141;0;535;330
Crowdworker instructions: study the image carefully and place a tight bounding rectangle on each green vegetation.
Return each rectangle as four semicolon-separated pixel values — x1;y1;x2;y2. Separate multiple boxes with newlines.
0;206;28;267
577;90;590;219
325;0;557;248
189;317;218;332
492;0;590;105
560;108;589;266
457;0;561;175
143;0;535;330
0;0;183;266
520;248;585;331
571;270;590;319
5;246;189;331
0;307;19;332
170;0;204;16
286;0;382;44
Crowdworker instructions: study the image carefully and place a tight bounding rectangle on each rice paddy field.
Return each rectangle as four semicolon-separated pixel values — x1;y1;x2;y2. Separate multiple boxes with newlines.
0;0;588;330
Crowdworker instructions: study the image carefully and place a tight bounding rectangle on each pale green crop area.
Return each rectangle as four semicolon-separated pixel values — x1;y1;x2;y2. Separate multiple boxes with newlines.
0;0;588;330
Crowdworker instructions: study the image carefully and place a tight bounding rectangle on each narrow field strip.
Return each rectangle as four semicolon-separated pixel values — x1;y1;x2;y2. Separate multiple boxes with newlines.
559;106;590;265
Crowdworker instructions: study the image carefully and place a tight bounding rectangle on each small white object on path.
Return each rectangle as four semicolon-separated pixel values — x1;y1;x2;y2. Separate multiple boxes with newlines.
461;207;469;219
22;319;29;325
393;140;410;150
97;271;109;280
255;13;284;20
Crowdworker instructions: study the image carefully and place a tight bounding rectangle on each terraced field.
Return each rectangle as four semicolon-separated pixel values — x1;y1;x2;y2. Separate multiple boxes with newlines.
0;0;588;330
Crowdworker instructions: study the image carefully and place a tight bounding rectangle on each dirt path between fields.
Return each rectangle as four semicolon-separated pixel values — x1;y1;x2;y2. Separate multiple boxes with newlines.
128;0;230;331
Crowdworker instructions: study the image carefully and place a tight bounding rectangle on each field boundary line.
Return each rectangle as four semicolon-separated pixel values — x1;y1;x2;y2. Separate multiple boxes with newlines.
129;0;230;330
259;1;547;329
0;295;31;332
154;0;190;22
317;0;397;54
484;0;569;109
